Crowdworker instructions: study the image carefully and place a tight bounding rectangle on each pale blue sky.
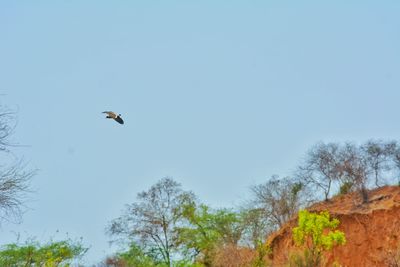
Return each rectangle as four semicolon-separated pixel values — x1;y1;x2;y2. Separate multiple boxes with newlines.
1;1;400;265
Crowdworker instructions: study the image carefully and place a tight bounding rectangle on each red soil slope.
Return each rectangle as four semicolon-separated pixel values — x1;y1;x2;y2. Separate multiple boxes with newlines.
267;186;400;267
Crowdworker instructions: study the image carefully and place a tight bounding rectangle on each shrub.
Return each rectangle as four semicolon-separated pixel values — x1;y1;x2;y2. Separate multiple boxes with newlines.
291;210;346;267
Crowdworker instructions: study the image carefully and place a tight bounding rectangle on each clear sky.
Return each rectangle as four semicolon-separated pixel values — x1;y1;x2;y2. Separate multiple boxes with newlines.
1;1;399;265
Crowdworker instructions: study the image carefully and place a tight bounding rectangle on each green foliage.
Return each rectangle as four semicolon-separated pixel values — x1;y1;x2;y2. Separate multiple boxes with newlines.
173;260;204;267
176;204;218;262
251;241;271;267
291;210;346;267
107;199;242;267
293;210;346;250
291;182;303;199
109;243;157;267
338;181;354;195
0;239;87;267
176;202;243;266
107;243;205;267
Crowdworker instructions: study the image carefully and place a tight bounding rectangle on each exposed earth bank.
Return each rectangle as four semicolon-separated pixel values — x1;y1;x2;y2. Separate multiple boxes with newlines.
267;185;400;267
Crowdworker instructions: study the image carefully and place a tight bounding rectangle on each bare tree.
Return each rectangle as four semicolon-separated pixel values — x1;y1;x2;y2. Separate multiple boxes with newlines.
390;146;400;186
338;143;371;202
0;109;16;152
298;140;400;203
297;143;343;201
107;177;195;267
339;141;400;202
239;207;272;249
0;106;34;223
250;176;309;229
361;140;397;187
0;161;34;223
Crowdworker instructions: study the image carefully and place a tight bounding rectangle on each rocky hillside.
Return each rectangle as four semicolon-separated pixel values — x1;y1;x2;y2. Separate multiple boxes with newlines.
267;186;400;267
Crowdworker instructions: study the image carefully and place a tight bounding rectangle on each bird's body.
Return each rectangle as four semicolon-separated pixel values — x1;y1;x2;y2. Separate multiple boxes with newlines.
103;111;124;124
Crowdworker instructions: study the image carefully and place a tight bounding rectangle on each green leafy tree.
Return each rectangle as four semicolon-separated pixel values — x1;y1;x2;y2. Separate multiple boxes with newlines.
291;210;346;267
105;243;157;267
176;202;244;266
0;239;87;267
104;243;204;267
176;204;219;264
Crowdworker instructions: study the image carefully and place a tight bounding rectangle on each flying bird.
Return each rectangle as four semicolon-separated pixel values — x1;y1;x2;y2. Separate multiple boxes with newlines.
103;111;124;124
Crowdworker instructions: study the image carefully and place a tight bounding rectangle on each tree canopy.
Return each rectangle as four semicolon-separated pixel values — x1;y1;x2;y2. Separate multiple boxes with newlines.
0;239;87;267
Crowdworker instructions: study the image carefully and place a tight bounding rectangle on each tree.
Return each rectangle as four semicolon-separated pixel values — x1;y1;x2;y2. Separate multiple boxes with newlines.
238;207;272;267
212;208;243;246
390;145;400;186
107;177;195;267
297;140;400;202
0;238;87;266
103;242;202;267
339;143;370;202
104;243;157;267
297;143;343;201
361;140;397;187
0;106;34;223
291;210;346;267
0;108;15;152
175;201;244;266
239;207;271;249
251;176;309;228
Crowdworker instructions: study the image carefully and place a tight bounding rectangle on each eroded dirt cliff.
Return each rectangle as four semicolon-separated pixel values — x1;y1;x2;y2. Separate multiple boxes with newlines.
267;186;400;267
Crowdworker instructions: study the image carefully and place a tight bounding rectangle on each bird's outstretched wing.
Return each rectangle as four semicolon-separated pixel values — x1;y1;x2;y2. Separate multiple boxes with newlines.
103;111;117;118
114;116;124;124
